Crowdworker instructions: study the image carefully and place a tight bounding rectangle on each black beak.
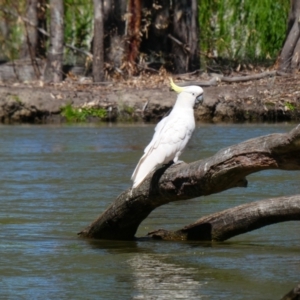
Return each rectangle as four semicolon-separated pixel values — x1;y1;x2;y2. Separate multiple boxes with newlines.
196;94;203;104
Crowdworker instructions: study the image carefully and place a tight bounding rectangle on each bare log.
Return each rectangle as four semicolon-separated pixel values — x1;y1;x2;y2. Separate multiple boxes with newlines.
148;195;300;241
176;77;218;87
78;124;300;240
174;71;281;88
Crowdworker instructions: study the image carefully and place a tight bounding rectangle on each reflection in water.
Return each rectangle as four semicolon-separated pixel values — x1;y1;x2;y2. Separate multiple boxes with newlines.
128;254;206;299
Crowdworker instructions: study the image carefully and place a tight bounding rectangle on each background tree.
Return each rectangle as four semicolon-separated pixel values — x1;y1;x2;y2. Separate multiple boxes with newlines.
278;0;300;72
0;0;292;79
36;0;47;58
92;0;104;82
126;0;141;73
171;0;200;73
129;0;199;74
43;0;64;83
139;0;172;70
21;0;38;59
103;0;126;70
20;0;47;79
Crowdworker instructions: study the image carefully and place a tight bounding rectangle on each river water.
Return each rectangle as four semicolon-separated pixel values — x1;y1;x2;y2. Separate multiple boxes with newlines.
0;122;299;299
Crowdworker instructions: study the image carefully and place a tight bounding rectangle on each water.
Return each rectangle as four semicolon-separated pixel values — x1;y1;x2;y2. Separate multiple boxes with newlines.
0;123;299;299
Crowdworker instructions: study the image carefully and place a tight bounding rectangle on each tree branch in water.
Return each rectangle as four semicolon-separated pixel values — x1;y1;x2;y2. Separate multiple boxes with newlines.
78;124;300;240
148;195;300;241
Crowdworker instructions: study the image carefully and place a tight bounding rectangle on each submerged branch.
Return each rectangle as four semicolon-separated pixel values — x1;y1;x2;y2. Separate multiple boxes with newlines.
79;125;300;240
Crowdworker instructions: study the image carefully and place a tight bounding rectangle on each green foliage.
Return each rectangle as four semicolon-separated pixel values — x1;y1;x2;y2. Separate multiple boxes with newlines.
61;103;107;122
0;0;26;60
64;0;93;64
285;102;296;111
10;94;22;104
0;0;93;63
199;0;289;63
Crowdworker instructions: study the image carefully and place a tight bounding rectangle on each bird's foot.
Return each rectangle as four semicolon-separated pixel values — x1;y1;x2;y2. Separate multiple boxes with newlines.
173;160;184;165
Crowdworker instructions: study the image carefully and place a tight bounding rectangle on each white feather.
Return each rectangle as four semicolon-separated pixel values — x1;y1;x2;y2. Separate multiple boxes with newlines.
131;85;203;188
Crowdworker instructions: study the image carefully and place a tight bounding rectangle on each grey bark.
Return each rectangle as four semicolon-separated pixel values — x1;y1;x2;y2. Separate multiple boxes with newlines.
79;125;300;240
43;0;64;83
93;0;104;82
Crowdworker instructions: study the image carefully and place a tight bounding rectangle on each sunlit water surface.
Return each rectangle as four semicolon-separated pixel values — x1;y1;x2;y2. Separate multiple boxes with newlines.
0;123;299;299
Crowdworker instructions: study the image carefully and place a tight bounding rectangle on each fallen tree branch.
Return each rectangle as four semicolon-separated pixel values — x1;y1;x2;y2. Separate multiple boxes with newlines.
148;195;300;241
177;77;218;86
177;70;286;87
220;70;277;82
78;124;300;240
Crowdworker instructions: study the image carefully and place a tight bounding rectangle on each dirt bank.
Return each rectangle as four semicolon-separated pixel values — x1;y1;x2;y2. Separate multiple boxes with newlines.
0;72;300;124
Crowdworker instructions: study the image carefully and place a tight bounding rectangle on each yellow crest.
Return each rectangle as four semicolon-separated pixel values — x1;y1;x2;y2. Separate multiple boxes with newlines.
169;78;184;93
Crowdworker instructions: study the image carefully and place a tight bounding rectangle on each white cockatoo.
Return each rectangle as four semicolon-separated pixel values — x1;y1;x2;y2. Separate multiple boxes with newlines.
131;78;204;189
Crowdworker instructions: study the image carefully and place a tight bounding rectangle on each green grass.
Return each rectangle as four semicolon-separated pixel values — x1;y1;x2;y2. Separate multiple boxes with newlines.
285;102;296;111
61;103;106;122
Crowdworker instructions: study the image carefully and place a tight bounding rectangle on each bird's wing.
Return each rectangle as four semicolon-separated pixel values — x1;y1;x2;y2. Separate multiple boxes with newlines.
144;115;169;154
131;116;169;183
131;115;194;188
152;115;193;153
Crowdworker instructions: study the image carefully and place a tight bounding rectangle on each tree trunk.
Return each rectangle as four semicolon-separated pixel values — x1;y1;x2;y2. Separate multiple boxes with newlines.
36;0;47;58
103;0;126;69
139;0;172;69
78;125;300;240
125;0;142;73
21;0;38;59
278;0;300;72
93;0;104;82
171;0;200;73
43;0;64;83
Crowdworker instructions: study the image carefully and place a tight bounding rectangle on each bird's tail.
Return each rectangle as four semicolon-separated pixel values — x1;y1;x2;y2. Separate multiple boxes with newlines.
131;153;158;188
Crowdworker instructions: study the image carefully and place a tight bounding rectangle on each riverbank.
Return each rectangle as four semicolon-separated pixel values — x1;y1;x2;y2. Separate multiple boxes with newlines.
0;71;299;124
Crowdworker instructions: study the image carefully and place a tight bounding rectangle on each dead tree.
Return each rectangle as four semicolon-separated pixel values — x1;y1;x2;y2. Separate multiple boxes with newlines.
79;124;300;241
